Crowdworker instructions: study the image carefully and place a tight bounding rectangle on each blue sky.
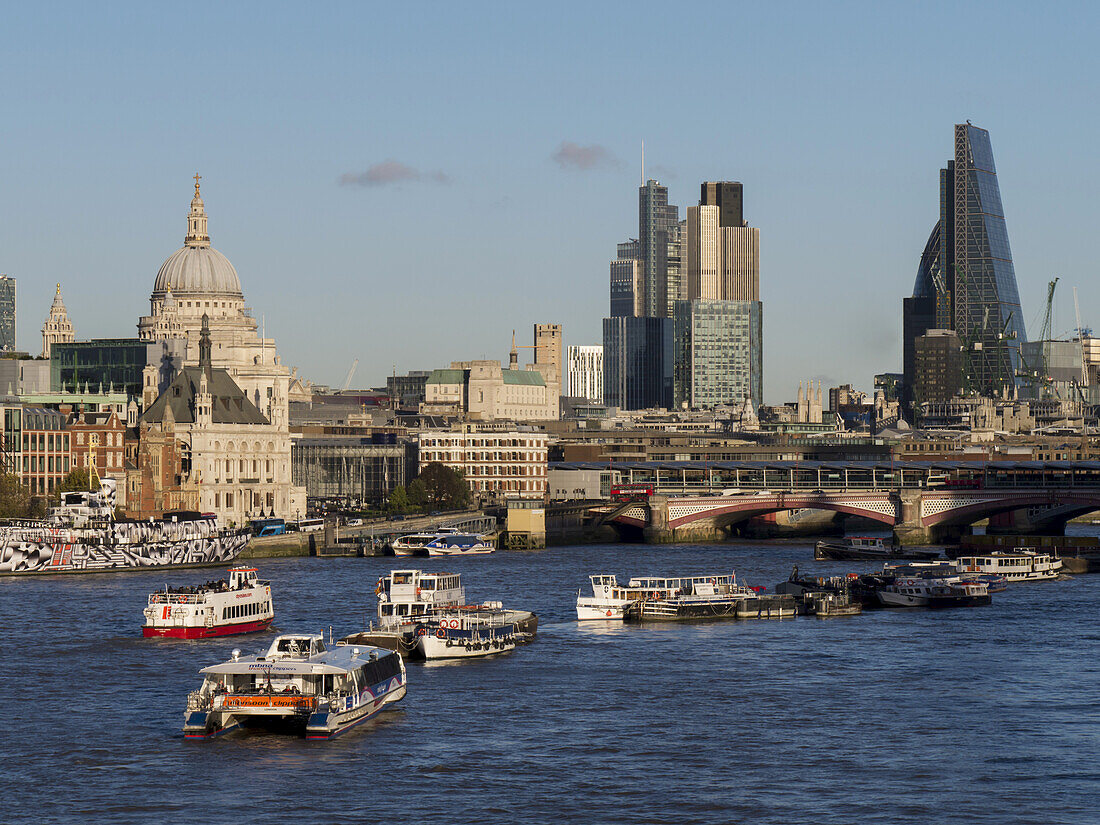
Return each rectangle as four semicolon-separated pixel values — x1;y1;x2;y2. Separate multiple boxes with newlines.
2;1;1097;403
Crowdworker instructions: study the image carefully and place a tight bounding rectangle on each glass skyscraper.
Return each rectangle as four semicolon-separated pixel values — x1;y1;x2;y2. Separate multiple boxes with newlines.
673;299;762;409
602;316;673;410
904;123;1027;401
0;276;15;351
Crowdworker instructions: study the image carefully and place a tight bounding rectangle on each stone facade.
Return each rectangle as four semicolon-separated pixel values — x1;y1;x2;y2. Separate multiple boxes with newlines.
41;284;75;358
418;426;548;501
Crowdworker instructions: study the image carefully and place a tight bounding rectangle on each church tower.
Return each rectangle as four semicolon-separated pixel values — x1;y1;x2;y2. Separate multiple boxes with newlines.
41;283;75;358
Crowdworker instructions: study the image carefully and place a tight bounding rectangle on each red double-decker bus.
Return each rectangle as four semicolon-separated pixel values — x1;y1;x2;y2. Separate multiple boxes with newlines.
610;483;656;501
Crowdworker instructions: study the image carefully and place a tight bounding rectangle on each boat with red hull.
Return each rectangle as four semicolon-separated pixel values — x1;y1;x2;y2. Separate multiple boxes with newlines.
143;567;274;638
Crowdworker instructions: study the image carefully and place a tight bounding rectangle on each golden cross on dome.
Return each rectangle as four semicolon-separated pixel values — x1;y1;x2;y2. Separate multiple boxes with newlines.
193;172;202;190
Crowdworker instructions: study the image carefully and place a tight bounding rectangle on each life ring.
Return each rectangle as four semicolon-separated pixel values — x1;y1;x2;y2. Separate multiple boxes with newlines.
416;626;427;637
438;618;448;629
436;629;446;639
449;619;460;629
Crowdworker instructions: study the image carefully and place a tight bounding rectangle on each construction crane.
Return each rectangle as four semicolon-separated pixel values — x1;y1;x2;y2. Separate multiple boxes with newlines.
341;358;359;392
1037;278;1059;398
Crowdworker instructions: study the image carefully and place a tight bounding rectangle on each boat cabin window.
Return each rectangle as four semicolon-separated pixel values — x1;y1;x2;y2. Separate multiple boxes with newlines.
358;654;401;687
392;573;413;585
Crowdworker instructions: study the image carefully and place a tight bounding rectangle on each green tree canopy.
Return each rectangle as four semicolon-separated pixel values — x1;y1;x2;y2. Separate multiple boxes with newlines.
57;467;92;498
417;462;471;510
407;478;428;506
0;474;31;519
387;485;410;514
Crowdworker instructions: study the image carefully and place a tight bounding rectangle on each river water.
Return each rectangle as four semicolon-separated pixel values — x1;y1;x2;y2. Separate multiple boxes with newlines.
5;535;1100;824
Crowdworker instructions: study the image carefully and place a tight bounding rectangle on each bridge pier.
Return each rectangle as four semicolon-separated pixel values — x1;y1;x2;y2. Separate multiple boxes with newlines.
986;509;1067;536
893;490;972;546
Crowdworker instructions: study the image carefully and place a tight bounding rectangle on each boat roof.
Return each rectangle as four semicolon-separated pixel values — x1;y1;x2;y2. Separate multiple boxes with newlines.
199;634;394;676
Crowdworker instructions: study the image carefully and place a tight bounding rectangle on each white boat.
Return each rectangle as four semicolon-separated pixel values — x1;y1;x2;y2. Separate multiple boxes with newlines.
878;576;991;608
423;532;494;556
341;569;538;659
0;479;249;575
391;532;439;556
183;633;406;740
414;608;519;659
953;549;1062;582
142;566;274;638
577;574;660;620
392;529;493;556
577;573;759;621
814;536;940;561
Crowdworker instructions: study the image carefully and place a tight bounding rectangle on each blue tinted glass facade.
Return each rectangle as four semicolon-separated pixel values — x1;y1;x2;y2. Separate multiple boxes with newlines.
953;124;1027;394
602;316;673;410
673;299;762;409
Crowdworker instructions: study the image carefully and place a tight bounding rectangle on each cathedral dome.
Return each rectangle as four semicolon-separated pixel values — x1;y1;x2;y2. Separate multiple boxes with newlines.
151;176;244;298
154;245;243;297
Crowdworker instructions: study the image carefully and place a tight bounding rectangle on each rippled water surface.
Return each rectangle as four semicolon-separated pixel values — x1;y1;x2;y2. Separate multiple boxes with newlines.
6;537;1100;824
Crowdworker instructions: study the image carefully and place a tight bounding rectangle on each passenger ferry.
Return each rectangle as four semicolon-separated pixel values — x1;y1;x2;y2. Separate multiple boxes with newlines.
392;528;493;556
414;608;520;659
0;479;249;575
877;576;991;608
954;550;1062;582
142;567;274;638
183;633;406;740
577;573;759;621
341;569;538;659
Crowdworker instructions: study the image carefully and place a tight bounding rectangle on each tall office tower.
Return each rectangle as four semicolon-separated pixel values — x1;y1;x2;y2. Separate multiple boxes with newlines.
673;299;762;409
567;345;604;403
603;316;673;410
687;183;759;301
676;181;764;408
638;179;679;318
0;275;15;351
903;123;1027;401
533;323;563;390
610;259;643;317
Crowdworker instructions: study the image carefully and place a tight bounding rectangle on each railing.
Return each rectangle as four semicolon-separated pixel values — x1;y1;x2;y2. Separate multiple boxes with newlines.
149;593;206;605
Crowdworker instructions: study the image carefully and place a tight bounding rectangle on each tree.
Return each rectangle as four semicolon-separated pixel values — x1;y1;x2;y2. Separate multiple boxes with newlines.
56;467;92;499
387;486;410;514
417;462;471;510
407;478;428;507
0;474;30;518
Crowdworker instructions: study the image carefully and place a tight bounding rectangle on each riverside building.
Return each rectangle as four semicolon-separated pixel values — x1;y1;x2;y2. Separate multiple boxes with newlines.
418;425;548;501
133;178;305;523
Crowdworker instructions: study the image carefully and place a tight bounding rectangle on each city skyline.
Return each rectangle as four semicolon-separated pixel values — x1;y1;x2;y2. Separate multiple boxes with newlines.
3;3;1098;404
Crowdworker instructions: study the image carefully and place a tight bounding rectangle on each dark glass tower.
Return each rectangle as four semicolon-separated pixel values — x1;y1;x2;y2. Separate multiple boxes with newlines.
638;180;679;318
903;124;1027;403
0;276;14;351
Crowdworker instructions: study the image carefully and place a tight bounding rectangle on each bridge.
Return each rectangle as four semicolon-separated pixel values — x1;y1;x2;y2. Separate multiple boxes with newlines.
555;460;1100;544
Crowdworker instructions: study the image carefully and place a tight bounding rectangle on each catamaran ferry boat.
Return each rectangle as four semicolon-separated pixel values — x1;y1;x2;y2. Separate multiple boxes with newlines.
142;567;274;638
341;569;537;659
183;633;406;740
392;528;494;557
578;573;761;621
954;549;1062;582
0;479;249;575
